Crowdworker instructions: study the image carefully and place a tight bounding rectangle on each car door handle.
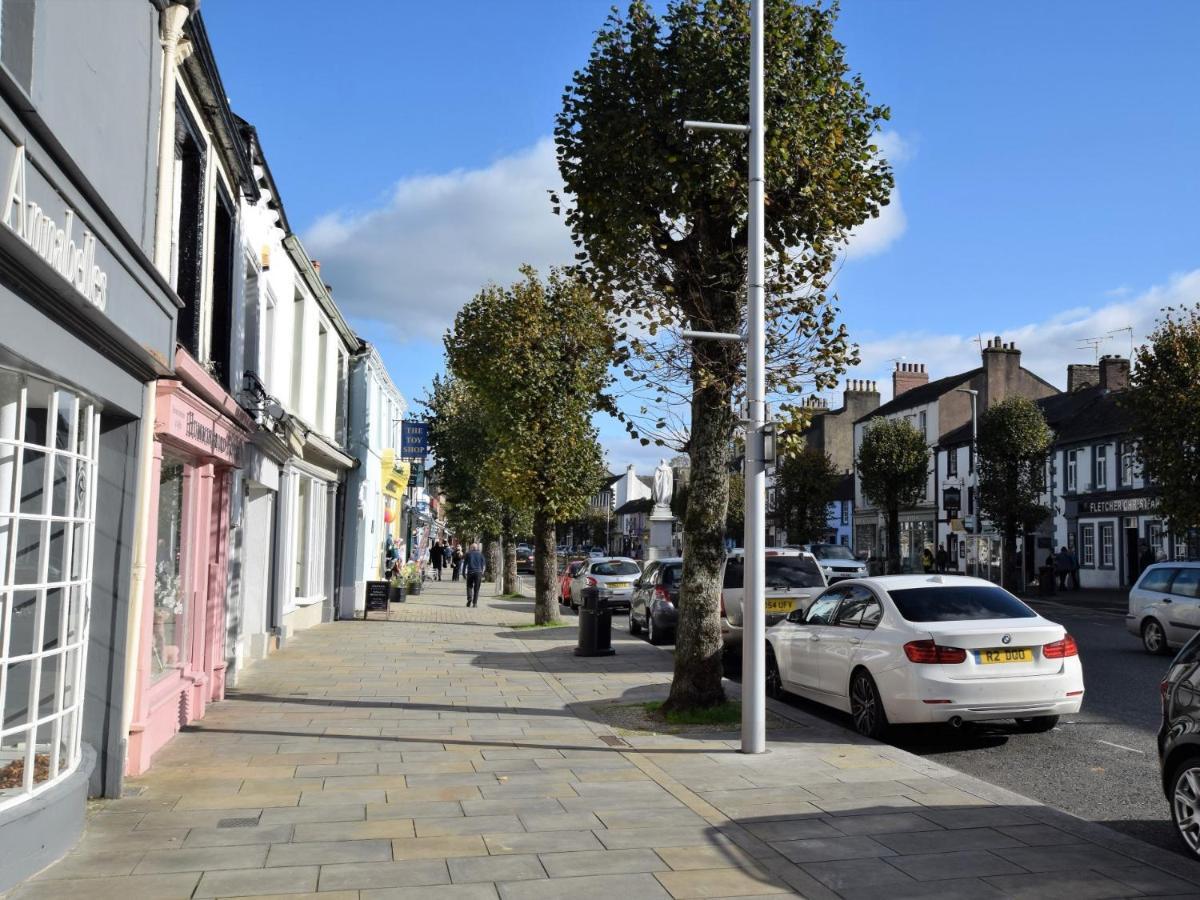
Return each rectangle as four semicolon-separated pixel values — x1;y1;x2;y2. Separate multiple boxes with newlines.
809;634;821;642
849;637;862;645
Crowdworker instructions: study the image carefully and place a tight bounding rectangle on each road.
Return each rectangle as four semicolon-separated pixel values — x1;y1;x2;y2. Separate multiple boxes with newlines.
609;596;1183;857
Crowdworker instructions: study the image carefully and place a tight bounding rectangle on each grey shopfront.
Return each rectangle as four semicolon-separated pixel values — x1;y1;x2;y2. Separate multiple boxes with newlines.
0;1;178;889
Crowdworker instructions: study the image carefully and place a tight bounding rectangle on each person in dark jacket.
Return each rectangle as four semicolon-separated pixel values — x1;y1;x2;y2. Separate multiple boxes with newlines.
451;543;464;581
464;542;486;608
935;545;949;574
431;541;444;581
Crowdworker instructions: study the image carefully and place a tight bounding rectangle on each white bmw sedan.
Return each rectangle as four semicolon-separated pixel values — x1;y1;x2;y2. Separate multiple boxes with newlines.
765;575;1084;739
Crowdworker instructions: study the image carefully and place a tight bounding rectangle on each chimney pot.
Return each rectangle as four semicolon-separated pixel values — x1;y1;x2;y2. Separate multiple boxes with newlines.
893;361;929;398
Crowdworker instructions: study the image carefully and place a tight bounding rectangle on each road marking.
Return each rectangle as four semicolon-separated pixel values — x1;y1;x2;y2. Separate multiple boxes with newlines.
1097;739;1145;754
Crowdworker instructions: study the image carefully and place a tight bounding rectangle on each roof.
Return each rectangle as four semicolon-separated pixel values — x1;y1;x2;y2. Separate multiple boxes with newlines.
833;473;855;502
613;497;654;516
856;369;982;423
936;384;1134;449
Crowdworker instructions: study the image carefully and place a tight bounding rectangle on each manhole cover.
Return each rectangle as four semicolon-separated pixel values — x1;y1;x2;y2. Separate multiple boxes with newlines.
599;734;631;748
217;816;261;829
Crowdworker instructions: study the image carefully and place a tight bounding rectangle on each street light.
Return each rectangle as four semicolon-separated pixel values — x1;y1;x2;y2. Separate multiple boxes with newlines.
955;387;979;576
680;0;766;755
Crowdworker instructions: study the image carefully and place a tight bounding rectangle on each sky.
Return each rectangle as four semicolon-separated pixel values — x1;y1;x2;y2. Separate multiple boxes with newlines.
203;0;1200;473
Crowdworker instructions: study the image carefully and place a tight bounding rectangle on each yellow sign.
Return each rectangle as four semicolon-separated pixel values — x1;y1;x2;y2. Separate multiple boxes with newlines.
380;449;411;500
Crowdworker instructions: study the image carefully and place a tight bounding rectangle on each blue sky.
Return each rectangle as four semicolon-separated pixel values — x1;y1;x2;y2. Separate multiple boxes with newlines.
204;0;1200;472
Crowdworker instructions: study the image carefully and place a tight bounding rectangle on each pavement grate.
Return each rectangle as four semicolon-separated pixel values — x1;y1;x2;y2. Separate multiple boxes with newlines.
600;735;632;748
216;816;262;829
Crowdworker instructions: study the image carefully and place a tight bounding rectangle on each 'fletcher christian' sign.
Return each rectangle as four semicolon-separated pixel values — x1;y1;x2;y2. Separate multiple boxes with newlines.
1078;494;1158;516
2;145;109;311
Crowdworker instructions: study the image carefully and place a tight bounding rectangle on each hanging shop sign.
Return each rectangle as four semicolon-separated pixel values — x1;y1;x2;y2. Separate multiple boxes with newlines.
942;487;961;512
3;145;109;311
401;420;429;460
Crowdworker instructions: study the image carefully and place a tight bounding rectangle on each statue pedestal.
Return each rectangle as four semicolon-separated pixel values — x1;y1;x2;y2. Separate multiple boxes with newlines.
646;506;676;562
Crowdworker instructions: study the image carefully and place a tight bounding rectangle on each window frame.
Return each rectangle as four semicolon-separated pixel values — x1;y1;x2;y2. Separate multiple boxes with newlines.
1081;524;1096;567
1095;445;1108;491
1100;522;1115;569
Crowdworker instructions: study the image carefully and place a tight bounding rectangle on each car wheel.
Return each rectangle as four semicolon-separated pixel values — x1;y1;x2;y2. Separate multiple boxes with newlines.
1171;756;1200;859
647;614;664;645
1143;619;1170;655
849;670;888;740
628;607;642;636
1013;715;1059;733
765;646;784;700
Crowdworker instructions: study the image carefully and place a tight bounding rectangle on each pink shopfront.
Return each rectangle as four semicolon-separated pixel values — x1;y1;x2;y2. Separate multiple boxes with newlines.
127;353;249;774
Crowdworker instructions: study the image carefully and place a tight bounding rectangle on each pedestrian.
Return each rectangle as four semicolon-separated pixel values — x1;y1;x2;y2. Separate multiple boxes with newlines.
935;544;948;574
464;541;486;608
451;542;463;581
1054;546;1071;591
921;547;934;574
1068;546;1080;590
431;540;444;581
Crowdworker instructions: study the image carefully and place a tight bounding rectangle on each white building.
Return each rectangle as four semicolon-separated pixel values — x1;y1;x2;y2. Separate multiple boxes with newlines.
340;344;408;618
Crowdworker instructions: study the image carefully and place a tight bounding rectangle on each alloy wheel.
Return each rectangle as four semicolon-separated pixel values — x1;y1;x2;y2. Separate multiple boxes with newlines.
850;671;886;739
1174;763;1200;856
1144;620;1167;655
766;648;783;700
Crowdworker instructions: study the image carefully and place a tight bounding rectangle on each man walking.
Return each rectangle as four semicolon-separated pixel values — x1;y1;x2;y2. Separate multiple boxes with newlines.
451;542;463;581
431;540;444;581
464;542;486;608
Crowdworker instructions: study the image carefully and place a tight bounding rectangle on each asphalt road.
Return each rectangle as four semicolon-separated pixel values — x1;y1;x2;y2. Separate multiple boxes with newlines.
609;598;1185;858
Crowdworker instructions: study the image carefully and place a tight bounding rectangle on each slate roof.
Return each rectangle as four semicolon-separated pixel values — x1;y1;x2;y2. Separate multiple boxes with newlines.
936;384;1133;449
833;472;855;502
855;368;982;423
613;497;654;516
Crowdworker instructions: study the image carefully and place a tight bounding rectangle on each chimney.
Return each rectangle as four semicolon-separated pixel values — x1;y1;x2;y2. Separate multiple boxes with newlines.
1099;355;1130;392
1066;363;1099;392
844;378;881;416
982;335;1021;408
892;363;928;398
312;260;321;274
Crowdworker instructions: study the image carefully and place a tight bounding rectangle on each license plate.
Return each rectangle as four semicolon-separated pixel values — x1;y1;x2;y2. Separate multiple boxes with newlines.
976;647;1033;664
765;597;794;613
608;582;631;589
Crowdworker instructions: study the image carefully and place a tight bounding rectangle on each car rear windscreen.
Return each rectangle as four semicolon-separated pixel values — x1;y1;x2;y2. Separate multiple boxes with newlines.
593;561;640;577
661;564;682;587
766;556;823;589
888;586;1037;622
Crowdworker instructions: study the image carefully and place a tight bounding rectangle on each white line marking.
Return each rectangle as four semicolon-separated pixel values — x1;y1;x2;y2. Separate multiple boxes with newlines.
1097;739;1145;754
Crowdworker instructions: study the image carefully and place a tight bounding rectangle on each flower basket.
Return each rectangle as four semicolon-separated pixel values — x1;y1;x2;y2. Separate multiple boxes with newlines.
389;579;407;604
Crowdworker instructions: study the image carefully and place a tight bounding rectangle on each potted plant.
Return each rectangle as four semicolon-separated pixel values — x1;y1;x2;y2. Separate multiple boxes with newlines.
388;572;406;604
403;561;422;596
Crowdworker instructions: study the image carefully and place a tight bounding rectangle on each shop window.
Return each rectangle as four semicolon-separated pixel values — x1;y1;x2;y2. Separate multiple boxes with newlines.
1081;525;1095;567
171;97;207;360
151;461;187;682
0;370;97;811
1100;523;1115;568
294;477;311;597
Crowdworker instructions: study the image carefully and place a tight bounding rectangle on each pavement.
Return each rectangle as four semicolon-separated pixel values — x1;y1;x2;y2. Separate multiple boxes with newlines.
11;578;1200;899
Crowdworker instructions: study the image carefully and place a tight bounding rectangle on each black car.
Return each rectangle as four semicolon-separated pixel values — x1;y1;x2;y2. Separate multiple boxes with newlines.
629;558;682;645
515;544;534;574
1158;633;1200;857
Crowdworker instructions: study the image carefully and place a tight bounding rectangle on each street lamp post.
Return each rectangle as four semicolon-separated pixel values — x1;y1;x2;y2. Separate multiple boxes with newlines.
955;387;979;576
681;0;766;755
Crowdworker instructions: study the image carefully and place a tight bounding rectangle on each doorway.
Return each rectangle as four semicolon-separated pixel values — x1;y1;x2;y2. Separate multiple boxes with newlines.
1124;519;1139;586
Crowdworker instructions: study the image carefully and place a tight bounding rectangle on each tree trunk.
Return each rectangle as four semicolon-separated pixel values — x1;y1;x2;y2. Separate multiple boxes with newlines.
1002;523;1019;591
487;539;501;583
483;532;498;581
501;512;518;595
663;344;733;713
533;510;561;625
887;505;901;574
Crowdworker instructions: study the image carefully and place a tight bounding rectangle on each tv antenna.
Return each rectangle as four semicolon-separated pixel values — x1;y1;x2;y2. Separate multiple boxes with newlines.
1107;326;1134;360
1076;335;1110;362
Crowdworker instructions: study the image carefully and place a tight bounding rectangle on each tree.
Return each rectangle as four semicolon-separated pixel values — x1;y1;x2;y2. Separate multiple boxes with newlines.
856;418;928;573
1125;305;1200;551
424;376;529;588
557;0;892;710
977;397;1052;589
774;447;839;544
674;473;743;542
445;267;611;623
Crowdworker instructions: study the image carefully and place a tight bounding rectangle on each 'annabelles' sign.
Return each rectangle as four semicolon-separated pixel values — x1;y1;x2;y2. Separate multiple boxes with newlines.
2;145;108;311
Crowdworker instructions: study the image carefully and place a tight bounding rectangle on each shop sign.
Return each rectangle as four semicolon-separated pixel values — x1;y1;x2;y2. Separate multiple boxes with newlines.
3;145;109;312
185;412;244;463
401;420;429;460
1078;494;1157;515
942;487;961;512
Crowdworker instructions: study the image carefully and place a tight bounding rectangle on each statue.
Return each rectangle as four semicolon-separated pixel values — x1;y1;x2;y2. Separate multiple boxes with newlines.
652;458;673;509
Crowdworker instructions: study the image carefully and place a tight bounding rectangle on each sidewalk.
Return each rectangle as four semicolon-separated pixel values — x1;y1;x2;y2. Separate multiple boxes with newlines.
11;579;1200;899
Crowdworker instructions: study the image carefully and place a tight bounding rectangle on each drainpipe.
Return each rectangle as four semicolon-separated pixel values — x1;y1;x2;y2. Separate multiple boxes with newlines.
120;3;193;745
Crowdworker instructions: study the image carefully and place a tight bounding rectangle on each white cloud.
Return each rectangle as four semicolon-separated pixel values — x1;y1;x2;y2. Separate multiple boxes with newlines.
305;138;572;342
846;269;1200;402
842;130;911;260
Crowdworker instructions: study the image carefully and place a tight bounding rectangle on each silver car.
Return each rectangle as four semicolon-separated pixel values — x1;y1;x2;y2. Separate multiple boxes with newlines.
569;556;642;611
721;549;827;657
1126;561;1200;654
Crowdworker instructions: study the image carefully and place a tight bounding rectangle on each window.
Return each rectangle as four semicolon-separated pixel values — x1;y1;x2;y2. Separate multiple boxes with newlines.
208;187;236;390
261;294;276;390
833;587;877;627
1067;450;1077;492
1;0;36;93
918;411;927;438
804;589;844;625
947;448;957;478
1171;569;1200;600
591;560;640;577
967;486;975;515
1081;525;1095;567
290;292;304;413
1100;522;1115;568
888;586;1036;622
840;503;849;526
335;350;347;445
0;370;98;810
151;460;187;682
1095;445;1108;490
765;556;823;589
1119;441;1136;487
294;477;311;597
316;323;329;432
171;97;206;359
1139;567;1176;593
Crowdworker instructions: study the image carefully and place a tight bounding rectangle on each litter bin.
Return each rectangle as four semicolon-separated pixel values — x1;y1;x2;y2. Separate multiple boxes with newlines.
575;586;615;657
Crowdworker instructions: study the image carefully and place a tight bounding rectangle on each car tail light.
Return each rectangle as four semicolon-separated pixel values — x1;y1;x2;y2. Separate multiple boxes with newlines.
654;585;673;606
903;640;967;664
1043;635;1078;659
586;576;598;587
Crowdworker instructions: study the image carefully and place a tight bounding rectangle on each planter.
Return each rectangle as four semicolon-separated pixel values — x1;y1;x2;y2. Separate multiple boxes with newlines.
389;584;407;604
407;581;422;596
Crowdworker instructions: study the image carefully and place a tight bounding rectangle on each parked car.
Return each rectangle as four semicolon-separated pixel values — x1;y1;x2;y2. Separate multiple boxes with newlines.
559;558;587;605
803;542;869;582
569;556;641;611
630;558;683;645
588;548;604;559
765;575;1084;739
1127;562;1200;654
515;544;534;574
1158;632;1200;858
721;549;827;657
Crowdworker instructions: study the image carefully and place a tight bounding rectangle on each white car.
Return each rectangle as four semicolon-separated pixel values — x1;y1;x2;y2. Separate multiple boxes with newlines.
569;556;641;611
804;542;870;582
721;549;827;656
1125;561;1200;654
765;575;1084;739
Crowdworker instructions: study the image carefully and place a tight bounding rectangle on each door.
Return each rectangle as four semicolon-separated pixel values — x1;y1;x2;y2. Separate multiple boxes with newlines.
633;562;659;625
777;587;844;693
819;585;881;698
1125;525;1140;587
